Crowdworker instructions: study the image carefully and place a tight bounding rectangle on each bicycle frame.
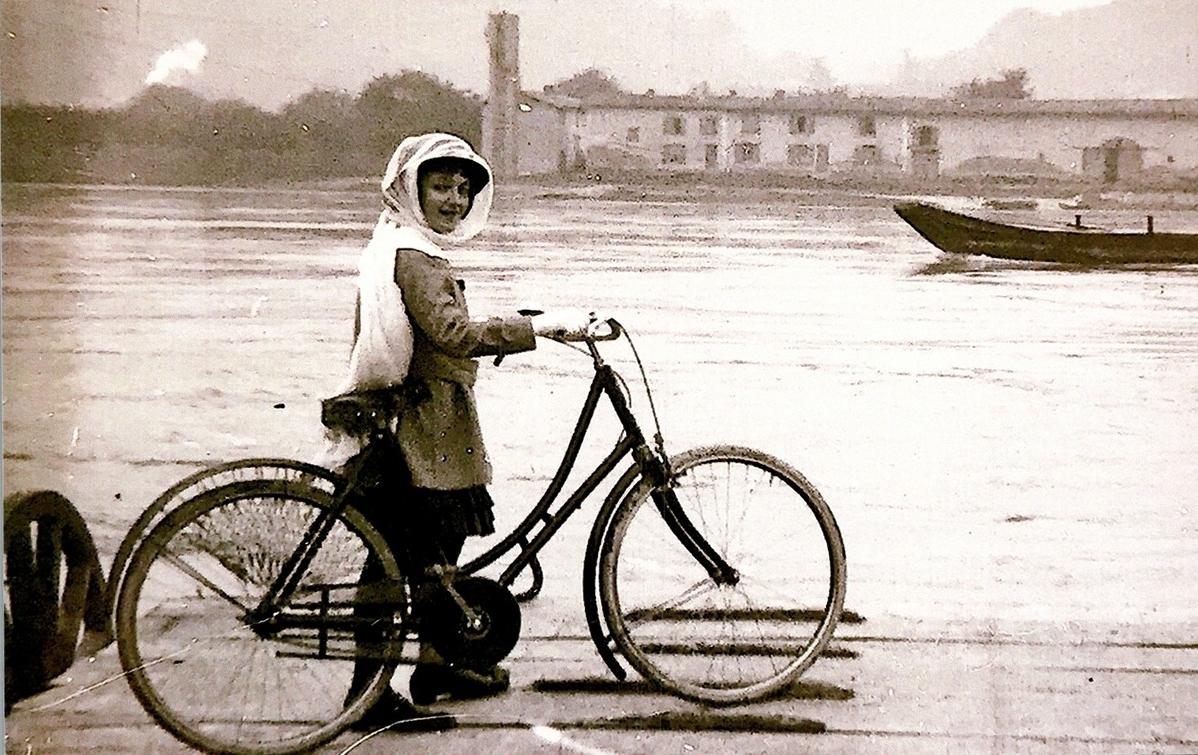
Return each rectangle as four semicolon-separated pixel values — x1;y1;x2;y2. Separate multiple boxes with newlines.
248;332;737;674
459;336;738;679
461;337;735;590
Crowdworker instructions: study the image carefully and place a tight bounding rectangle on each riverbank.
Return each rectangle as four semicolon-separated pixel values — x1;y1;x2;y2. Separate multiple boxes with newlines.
6;610;1196;755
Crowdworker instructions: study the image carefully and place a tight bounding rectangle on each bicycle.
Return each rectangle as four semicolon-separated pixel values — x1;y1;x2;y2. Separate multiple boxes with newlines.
114;319;847;755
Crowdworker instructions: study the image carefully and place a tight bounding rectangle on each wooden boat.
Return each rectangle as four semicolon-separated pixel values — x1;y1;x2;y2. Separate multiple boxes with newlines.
894;201;1198;265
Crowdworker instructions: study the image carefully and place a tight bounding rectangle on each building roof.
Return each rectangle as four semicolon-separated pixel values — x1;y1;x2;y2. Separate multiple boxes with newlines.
520;90;1198;119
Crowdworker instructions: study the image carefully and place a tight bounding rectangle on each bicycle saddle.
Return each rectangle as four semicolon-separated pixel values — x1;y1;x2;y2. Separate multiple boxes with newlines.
320;390;405;437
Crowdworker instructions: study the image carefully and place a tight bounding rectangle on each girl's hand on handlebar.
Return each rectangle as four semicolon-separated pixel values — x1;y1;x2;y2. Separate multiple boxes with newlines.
532;309;611;341
532;309;591;340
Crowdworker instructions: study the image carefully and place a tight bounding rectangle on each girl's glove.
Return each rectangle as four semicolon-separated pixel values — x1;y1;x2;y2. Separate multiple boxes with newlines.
531;309;594;340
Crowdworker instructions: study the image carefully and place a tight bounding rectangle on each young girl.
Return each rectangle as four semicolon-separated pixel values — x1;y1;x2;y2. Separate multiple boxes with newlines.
339;133;589;732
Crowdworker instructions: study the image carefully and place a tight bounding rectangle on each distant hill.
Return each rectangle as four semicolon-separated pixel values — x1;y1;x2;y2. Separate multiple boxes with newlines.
2;0;1193;110
891;0;1198;99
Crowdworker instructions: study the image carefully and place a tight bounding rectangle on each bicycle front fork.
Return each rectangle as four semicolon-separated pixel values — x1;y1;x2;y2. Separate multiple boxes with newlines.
636;447;739;586
651;487;740;586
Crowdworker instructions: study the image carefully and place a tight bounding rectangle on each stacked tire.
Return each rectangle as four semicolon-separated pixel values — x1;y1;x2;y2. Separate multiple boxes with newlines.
4;491;110;712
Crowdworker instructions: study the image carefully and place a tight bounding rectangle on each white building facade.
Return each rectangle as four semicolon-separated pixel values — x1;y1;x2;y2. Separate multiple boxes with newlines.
481;12;1198;184
498;92;1198;182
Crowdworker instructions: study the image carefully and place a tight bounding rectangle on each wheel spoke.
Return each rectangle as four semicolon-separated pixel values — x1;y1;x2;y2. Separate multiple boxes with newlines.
154;547;256;614
621;578;720;629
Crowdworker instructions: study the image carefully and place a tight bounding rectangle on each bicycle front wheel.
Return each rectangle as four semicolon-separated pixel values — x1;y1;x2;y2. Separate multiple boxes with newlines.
599;445;846;705
115;478;406;755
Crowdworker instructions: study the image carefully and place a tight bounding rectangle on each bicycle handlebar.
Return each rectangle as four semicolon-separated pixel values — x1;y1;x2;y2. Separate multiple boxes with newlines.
530;314;622;344
586;317;622;342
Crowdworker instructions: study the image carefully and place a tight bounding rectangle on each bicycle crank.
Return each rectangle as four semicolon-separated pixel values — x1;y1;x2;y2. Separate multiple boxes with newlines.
422;576;521;669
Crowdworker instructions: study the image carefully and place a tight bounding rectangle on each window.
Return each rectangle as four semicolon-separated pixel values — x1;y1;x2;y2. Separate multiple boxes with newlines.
853;144;879;165
627;126;640;143
734;142;759;164
857;115;877;137
663;115;684;136
789;114;813;134
914;125;938;148
740;113;760;135
788;144;813;167
700;114;719;136
705;143;719;169
662;143;687;165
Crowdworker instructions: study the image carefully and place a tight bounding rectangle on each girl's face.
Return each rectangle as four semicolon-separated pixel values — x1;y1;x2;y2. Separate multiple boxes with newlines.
418;169;472;234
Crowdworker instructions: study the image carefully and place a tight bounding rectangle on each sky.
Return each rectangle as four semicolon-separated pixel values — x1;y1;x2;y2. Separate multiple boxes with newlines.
0;0;1173;109
687;0;1110;81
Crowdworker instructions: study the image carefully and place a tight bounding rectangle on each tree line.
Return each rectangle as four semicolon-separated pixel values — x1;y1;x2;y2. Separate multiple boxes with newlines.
1;71;482;185
4;67;1043;186
948;69;1032;101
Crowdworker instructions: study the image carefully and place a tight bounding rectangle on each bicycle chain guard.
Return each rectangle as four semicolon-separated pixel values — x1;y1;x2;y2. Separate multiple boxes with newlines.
421;576;521;670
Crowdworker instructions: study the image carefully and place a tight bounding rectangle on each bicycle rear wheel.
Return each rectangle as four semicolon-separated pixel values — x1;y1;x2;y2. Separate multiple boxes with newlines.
599;445;846;705
115;478;406;755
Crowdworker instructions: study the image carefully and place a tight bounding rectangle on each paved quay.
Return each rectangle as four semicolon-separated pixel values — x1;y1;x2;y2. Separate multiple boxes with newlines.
6;616;1197;755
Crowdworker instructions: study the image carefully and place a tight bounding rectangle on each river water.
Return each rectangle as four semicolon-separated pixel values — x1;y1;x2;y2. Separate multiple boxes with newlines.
3;183;1196;642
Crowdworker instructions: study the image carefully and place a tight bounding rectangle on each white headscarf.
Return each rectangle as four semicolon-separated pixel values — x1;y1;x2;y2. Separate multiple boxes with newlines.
339;133;494;391
380;132;494;244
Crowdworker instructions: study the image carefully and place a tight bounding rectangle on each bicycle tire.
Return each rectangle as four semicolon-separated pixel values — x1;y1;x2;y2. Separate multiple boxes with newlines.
4;490;108;700
115;477;405;755
598;445;847;705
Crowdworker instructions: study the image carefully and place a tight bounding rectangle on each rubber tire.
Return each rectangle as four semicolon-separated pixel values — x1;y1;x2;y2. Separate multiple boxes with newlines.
4;490;107;702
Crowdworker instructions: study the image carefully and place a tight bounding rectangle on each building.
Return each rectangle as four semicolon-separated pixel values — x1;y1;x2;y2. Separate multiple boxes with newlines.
483;14;1198;183
483;12;521;180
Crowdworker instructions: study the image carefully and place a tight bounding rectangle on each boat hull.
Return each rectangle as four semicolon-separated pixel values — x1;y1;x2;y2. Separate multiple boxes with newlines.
894;202;1198;265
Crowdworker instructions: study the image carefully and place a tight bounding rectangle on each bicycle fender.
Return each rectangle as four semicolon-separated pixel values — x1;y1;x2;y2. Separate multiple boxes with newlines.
582;462;643;681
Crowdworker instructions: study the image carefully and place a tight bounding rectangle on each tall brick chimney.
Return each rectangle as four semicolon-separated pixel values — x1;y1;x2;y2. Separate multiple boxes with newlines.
483;12;520;180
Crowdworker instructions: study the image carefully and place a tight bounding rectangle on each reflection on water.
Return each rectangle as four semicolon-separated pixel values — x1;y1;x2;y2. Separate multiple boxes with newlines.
3;184;1197;637
2;186;86;492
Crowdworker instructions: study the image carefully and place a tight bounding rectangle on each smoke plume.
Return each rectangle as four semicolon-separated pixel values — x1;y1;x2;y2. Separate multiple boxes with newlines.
145;40;208;85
